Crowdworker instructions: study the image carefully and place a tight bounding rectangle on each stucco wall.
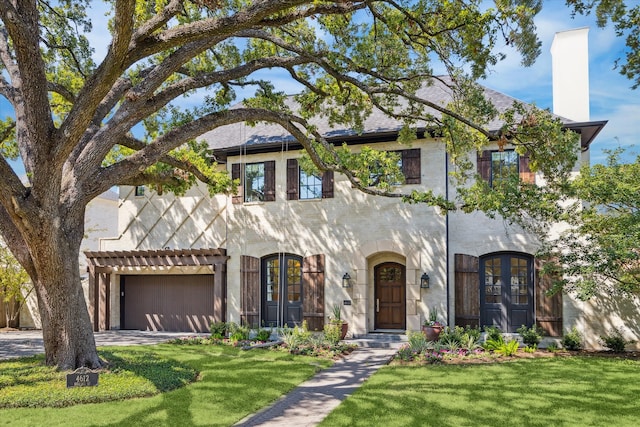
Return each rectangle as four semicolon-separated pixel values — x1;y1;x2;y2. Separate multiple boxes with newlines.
103;138;640;349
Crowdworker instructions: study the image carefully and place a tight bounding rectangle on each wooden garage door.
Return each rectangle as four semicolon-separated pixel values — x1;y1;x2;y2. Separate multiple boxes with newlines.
122;275;215;332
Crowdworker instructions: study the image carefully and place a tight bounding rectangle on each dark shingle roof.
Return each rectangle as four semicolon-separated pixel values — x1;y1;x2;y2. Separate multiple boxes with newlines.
200;77;605;155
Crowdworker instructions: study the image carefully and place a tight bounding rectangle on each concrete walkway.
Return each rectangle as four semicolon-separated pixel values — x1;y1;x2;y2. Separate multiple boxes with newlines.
0;330;200;360
234;344;399;427
0;330;403;426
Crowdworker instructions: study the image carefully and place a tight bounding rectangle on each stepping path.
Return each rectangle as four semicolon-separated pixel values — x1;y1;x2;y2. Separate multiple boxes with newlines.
235;336;404;427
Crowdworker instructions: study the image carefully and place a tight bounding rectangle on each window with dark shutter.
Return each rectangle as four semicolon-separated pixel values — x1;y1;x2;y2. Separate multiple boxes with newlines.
535;258;563;336
454;254;480;328
303;254;325;331
477;149;535;186
477;150;492;182
321;170;334;199
401;149;421;184
264;160;276;202
240;255;260;327
519;153;535;184
231;163;243;204
287;159;299;200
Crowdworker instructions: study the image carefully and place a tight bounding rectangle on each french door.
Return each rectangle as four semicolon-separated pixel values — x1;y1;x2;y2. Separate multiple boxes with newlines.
262;254;303;327
480;253;534;332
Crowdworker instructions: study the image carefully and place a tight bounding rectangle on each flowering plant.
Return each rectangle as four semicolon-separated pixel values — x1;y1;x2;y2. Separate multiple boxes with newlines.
423;307;442;327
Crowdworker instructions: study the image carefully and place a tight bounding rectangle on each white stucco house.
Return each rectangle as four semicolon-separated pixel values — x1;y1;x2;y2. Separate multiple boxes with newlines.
87;28;640;349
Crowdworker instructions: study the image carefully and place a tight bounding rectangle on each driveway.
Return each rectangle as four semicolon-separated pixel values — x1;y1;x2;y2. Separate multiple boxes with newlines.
0;330;204;360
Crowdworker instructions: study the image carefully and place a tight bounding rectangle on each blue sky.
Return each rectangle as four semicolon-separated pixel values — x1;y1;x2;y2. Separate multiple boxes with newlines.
481;1;640;164
3;1;638;175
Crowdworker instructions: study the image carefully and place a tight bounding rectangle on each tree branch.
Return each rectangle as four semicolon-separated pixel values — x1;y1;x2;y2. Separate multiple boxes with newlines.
118;134;212;184
53;0;137;165
127;1;364;64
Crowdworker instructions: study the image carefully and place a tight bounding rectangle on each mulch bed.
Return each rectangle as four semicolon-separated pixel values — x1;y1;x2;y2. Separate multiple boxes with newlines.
391;349;640;366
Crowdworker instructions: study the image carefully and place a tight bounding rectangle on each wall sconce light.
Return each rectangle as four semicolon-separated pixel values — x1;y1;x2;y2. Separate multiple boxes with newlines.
420;273;430;288
342;273;352;288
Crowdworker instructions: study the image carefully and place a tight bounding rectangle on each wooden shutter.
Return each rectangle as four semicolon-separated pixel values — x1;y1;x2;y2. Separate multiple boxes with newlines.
455;253;480;328
287;158;299;200
264;160;276;202
535;258;563;337
231;163;243;204
519;152;535;184
240;256;260;327
321;171;334;199
302;254;325;331
402;149;421;184
477;150;492;182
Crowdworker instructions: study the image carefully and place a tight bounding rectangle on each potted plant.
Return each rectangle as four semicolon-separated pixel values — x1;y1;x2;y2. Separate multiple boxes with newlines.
422;307;443;341
331;303;348;340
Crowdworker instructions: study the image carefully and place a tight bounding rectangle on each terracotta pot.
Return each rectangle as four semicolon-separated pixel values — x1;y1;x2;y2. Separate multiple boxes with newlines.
422;325;443;341
340;322;348;340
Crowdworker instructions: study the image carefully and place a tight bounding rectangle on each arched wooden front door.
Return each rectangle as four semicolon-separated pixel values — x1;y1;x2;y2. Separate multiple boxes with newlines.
374;262;406;330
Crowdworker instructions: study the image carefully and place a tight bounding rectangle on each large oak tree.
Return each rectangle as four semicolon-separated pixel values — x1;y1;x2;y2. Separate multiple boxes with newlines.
0;0;579;369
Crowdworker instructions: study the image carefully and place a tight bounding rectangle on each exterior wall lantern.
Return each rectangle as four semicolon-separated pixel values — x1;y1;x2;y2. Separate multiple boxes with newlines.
420;273;430;289
342;273;352;288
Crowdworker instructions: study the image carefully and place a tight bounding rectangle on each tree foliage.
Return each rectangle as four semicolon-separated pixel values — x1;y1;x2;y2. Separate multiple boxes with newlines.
0;244;31;328
538;149;640;299
568;0;640;88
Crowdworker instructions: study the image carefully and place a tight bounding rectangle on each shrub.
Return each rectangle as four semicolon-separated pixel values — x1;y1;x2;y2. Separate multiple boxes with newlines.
547;343;559;352
323;323;342;345
484;325;502;342
517;325;544;347
599;328;634;353
279;321;313;348
210;321;227;339
255;328;272;342
227;322;250;342
494;339;520;357
407;330;431;353
561;327;583;351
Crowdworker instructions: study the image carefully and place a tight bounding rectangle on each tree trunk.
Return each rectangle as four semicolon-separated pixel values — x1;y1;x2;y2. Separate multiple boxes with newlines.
28;210;102;370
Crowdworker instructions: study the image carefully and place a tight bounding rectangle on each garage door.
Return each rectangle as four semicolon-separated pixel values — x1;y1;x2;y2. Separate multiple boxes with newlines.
121;275;215;332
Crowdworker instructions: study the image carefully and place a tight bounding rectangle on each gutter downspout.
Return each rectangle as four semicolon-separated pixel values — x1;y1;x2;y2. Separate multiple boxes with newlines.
445;150;451;326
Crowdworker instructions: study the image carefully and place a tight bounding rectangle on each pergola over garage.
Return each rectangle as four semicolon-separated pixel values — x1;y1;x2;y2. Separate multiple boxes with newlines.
84;248;228;332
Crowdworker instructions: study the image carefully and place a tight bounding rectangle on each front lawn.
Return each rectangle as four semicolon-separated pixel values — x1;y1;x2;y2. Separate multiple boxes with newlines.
0;344;332;426
321;356;640;427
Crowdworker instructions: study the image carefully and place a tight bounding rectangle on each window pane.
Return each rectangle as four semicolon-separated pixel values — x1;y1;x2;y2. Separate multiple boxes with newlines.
491;151;518;188
510;257;528;305
266;258;279;302
245;163;265;202
299;168;322;200
287;258;301;302
484;258;502;304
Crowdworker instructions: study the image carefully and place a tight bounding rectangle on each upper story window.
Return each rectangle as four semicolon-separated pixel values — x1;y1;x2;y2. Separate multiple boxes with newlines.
299;169;322;200
231;161;276;204
287;158;334;200
491;150;519;188
477;149;534;187
376;148;421;185
134;186;145;197
244;163;265;202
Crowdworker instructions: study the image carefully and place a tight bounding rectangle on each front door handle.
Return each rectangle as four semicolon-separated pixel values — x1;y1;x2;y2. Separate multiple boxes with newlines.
376;299;379;312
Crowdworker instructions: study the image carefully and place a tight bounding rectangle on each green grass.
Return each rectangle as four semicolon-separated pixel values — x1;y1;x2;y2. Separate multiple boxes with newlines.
0;344;332;426
320;357;640;427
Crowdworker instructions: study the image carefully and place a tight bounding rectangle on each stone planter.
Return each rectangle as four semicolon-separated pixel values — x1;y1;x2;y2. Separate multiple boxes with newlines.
422;325;443;341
